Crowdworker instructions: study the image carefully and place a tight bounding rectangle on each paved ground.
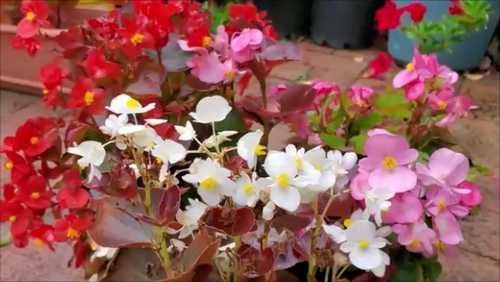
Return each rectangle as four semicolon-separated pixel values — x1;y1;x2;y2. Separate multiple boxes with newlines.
0;41;499;281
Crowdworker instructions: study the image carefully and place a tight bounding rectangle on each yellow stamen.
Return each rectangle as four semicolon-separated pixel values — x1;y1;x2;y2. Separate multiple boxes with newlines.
224;69;235;80
155;157;162;165
200;177;217;192
4;161;13;170
343;218;352;228
277;173;289;188
31;192;41;199
130;33;144;45
243;183;254;195
254;144;266;156
313;163;322;171
406;63;415;71
358;240;370;250
295;158;303;169
409;239;421;249
434;240;446;252
437;200;447;211
30;136;39;145
33;238;44;247
382;156;397;170
437;100;447;110
202;36;212;47
126;98;141;109
89;241;98;250
83;91;95;106
8;215;16;223
25;11;35;22
42;89;49;96
67;227;80;239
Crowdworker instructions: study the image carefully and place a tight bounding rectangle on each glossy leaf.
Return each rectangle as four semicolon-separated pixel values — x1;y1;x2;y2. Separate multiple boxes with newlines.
204;207;256;236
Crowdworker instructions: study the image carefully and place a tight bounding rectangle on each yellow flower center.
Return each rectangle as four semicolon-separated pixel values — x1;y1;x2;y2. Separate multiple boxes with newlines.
382;156;397;170
437;200;447;211
406;63;415;71
89;241;98;250
313;163;322;171
126;98;141;109
67;227;80;239
434;240;446;252
224;69;235;80
277;173;290;188
33;238;45;247
4;161;13;170
200;176;218;192
42;89;49;96
254;144;267;156
343;218;352;228
84;91;95;106
155;157;162;165
358;240;370;250
243;183;254;195
31;192;41;199
130;33;144;45
202;36;212;47
409;239;421;249
437;100;447;110
8;215;16;223
25;11;35;21
295;158;303;169
30;136;39;145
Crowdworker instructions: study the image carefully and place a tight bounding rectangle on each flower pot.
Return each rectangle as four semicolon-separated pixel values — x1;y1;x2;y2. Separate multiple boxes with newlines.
253;0;312;38
388;0;500;71
310;0;382;49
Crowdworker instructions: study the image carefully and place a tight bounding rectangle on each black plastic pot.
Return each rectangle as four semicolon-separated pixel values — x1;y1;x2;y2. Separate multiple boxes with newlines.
310;0;382;49
254;0;312;38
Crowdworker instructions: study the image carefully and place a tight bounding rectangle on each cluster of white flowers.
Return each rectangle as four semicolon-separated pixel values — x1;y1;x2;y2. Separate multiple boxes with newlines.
67;94;391;277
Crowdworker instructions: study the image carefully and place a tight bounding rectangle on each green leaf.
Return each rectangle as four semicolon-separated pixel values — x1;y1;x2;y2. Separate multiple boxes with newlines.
350;134;367;154
326;108;345;133
375;92;412;120
352;112;382;132
421;258;442;282
320;133;346;149
390;261;424;282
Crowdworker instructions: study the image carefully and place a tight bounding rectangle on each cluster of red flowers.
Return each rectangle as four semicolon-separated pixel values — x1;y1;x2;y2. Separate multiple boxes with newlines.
375;0;427;32
0;117;92;263
11;0;49;56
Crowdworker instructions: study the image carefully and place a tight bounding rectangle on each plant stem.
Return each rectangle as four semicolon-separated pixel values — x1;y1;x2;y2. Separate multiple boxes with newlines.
307;196;321;282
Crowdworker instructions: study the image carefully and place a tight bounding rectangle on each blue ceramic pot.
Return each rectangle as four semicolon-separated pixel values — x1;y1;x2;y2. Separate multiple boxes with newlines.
388;0;500;71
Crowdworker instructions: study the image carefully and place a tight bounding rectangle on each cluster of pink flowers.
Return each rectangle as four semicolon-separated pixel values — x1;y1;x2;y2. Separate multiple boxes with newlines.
351;129;481;257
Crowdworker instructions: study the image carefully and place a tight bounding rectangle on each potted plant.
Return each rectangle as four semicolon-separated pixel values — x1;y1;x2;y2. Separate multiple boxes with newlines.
310;0;383;49
1;1;487;281
379;0;499;70
253;0;312;38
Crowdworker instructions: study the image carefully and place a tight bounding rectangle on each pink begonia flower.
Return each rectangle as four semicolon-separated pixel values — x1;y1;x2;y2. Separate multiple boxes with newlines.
425;187;468;245
382;192;423;224
416;148;470;194
359;133;418;193
393;221;436;257
348;85;375;107
367;128;395;137
350;171;371;200
231;28;263;63
428;87;454;112
435;95;472;128
458;181;482;207
433;237;459;257
213;26;229;58
393;48;432;100
187;51;235;84
311;80;340;107
270;84;288;98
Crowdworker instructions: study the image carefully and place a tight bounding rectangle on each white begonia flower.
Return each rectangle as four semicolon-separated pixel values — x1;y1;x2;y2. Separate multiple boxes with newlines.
189;96;232;124
182;159;236;206
175;198;208;239
233;173;271;207
285;144;306;171
100;114;128;137
328;150;358;190
175;121;196;141
364;187;395;226
128;126;161;151
237;129;266;168
263;152;301;212
203;130;238;148
145;118;167;126
168;239;187;253
68;141;106;180
295;147;336;192
117;124;147;135
106;94;156;115
152;139;187;165
324;219;390;274
262;201;276;221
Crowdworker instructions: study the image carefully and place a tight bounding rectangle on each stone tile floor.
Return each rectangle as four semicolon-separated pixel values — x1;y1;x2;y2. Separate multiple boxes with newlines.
0;41;499;281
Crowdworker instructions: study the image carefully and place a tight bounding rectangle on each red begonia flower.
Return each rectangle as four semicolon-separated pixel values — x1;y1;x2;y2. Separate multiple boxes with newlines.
54;213;93;242
2;151;36;186
0;201;33;236
17;175;52;210
40;63;68;90
11;35;40;56
375;0;405;32
30;224;55;250
117;15;155;59
83;49;120;80
367;52;394;78
16;0;49;39
449;0;465;15
66;78;107;114
403;3;427;23
57;169;89;209
14;117;59;157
